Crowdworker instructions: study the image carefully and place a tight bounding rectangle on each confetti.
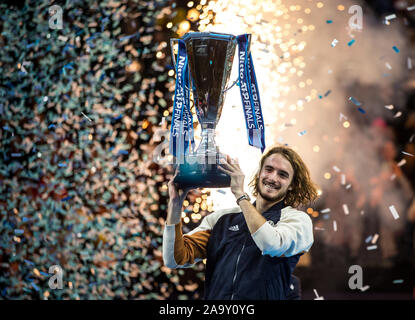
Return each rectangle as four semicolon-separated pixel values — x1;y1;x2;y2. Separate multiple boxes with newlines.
320;208;331;213
333;166;341;172
331;39;339;47
347;39;355;46
298;130;307;136
384;104;394;110
342;204;349;215
333;220;337;232
393;279;404;284
385;62;392;70
339;113;347;122
408;5;415;11
397;159;406;167
392;46;400;53
81;112;92;122
365;235;373;243
326;20;333;24
408;58;412;70
388;205;400;220
31;282;39;291
367;245;377;250
384;14;397;23
348;96;362;106
371;233;379;244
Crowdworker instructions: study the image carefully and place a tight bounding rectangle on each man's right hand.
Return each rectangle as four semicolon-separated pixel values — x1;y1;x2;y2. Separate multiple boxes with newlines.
168;167;192;204
166;167;192;225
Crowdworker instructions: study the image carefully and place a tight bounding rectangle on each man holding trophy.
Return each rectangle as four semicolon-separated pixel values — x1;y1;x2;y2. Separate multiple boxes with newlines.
162;32;319;300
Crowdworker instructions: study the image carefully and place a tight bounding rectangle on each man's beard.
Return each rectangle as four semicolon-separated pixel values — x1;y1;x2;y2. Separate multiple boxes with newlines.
258;182;288;203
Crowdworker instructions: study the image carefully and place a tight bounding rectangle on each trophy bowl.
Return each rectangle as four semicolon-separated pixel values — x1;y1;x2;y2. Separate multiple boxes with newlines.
170;32;241;189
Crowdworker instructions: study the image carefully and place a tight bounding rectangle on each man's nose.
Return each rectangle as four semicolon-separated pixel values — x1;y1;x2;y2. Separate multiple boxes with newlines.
267;172;279;182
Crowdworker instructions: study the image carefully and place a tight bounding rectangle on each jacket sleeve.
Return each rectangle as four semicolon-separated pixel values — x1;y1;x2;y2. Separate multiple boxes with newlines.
162;220;211;268
162;207;239;268
250;208;314;257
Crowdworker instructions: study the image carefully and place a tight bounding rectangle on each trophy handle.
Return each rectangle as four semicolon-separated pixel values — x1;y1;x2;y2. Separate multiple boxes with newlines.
170;38;179;69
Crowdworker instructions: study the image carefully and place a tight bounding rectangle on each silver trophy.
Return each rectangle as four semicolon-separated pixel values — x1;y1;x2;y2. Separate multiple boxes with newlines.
170;32;246;188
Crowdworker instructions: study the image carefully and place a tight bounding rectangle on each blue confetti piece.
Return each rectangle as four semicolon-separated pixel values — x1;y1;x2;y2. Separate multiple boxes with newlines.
392;46;400;53
61;196;72;202
14;229;24;235
217;190;226;194
324;90;332;97
298;130;307;136
24;259;34;266
11;153;22;157
358;107;366;114
58;162;67;167
119;32;140;42
348;96;362;106
39;271;49;277
326;20;333;24
85;35;97;42
22;217;29;222
48;124;56;129
348;39;355;46
118;150;129;155
31;282;39;291
318;95;323;99
62;44;75;54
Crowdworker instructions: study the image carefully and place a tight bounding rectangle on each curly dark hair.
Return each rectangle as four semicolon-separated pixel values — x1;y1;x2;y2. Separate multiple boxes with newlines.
248;145;320;207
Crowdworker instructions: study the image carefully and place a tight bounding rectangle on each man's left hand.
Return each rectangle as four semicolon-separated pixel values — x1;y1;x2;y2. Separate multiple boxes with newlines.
218;155;245;198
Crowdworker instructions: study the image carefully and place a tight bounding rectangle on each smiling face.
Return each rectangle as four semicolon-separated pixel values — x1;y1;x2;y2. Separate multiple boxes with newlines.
257;153;294;203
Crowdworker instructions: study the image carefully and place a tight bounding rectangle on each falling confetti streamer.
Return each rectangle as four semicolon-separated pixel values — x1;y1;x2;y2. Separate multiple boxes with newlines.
388;205;400;220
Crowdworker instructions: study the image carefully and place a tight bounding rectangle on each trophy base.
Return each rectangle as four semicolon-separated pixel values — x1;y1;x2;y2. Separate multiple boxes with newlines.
174;163;231;189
